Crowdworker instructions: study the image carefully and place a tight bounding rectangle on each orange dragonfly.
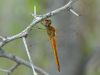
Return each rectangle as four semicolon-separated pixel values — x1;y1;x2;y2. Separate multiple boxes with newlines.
41;18;60;72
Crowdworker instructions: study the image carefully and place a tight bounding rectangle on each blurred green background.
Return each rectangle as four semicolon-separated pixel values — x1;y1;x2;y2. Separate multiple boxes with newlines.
0;0;100;75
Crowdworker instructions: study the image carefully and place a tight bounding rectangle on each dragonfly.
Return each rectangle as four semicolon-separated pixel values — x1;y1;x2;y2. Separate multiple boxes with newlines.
41;18;60;72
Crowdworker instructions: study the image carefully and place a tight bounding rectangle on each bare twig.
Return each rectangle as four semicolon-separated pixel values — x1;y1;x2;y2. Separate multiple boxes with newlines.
7;63;20;75
0;63;20;75
0;49;49;75
0;68;10;73
22;37;37;75
0;0;73;47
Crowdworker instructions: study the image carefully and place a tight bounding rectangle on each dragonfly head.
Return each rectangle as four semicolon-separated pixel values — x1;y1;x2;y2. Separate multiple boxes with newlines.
42;18;52;27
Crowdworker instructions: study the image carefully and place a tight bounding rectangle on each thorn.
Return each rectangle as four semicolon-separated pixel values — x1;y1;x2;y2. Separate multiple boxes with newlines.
34;5;36;17
70;9;79;16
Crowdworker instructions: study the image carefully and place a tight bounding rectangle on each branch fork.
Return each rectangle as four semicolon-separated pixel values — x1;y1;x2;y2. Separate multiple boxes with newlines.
0;0;79;75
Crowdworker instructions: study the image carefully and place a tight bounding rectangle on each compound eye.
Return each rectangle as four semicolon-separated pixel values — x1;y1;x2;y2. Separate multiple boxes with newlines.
45;19;49;22
44;19;52;26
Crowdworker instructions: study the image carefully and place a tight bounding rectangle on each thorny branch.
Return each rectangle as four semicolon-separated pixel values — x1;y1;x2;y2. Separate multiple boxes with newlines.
0;0;79;75
0;0;73;47
0;49;49;75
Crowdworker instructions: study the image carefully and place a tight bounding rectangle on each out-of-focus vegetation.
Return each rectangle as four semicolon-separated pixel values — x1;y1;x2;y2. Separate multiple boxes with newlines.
0;0;50;75
0;0;100;75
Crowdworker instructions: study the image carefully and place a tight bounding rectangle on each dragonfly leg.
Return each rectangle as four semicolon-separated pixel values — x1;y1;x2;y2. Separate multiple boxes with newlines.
33;26;46;30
